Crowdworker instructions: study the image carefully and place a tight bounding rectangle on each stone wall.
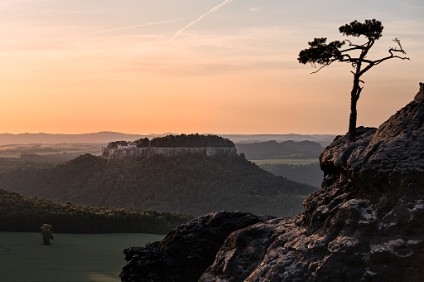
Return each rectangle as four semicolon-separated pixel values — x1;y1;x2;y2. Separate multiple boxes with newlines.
102;146;237;159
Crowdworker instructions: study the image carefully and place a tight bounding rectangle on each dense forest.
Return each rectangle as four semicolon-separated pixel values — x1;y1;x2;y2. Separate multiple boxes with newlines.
235;140;324;159
0;153;315;216
0;189;191;234
107;134;235;148
0;158;54;173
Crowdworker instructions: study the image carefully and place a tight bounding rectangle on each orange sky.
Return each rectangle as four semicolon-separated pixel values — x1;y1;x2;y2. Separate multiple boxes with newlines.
0;0;423;134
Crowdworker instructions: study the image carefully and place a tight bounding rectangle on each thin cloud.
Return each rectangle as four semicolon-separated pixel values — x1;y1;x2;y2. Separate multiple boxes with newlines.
89;18;187;35
168;0;234;42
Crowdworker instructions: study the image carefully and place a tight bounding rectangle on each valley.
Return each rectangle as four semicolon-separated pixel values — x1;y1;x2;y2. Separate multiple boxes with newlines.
0;232;163;282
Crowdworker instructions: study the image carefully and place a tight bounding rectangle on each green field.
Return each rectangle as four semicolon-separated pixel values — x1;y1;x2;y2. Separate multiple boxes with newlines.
0;232;164;282
251;158;319;166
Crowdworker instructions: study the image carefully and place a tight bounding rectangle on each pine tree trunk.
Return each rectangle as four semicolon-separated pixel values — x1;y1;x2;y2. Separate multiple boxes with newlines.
348;78;360;141
348;99;357;141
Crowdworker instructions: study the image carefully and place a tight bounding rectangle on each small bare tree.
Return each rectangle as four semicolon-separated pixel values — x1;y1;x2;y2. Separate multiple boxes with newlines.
298;19;409;141
40;224;54;245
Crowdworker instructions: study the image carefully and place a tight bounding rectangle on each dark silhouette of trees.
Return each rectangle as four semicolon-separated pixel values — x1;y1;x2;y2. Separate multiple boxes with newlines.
298;19;409;141
108;134;235;148
107;140;128;148
135;138;150;148
148;134;235;148
0;189;192;234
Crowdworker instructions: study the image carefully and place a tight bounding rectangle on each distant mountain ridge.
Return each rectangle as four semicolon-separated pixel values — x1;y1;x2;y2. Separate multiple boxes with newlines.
236;140;324;160
225;134;335;146
0;132;151;145
0;132;336;146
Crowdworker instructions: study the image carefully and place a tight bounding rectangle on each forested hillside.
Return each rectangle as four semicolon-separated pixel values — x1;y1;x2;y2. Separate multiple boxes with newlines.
0;154;315;216
0;158;54;173
0;189;191;234
259;163;323;187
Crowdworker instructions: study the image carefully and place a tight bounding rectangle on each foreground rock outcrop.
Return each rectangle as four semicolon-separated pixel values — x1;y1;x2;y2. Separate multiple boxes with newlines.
121;83;424;282
120;212;273;281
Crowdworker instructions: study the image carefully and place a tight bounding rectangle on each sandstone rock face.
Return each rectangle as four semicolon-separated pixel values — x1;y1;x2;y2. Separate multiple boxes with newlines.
120;211;273;282
121;83;424;282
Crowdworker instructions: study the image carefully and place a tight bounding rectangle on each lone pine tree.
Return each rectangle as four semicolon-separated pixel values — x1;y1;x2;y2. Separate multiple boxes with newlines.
298;19;409;141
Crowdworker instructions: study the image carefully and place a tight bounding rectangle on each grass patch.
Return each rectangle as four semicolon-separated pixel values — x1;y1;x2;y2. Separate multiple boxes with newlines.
0;231;163;282
251;158;319;166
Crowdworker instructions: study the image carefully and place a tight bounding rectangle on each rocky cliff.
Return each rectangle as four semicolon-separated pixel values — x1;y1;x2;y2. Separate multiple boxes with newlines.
121;83;424;282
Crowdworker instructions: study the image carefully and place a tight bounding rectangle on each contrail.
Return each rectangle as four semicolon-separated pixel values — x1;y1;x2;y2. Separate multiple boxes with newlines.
90;18;186;35
168;0;234;42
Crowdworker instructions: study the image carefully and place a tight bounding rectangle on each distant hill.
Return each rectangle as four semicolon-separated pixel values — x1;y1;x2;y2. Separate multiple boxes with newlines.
224;134;335;146
0;154;316;217
0;132;336;146
236;140;324;160
0;132;149;145
0;189;191;234
259;163;323;187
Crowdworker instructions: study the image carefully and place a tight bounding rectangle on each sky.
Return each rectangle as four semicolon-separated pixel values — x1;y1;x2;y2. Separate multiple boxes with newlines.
0;0;423;134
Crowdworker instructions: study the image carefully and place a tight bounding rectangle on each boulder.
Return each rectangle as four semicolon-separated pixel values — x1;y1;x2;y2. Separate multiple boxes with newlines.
120;211;273;282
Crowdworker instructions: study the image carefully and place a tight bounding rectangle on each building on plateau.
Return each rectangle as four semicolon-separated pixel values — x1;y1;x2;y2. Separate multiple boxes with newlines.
102;134;237;160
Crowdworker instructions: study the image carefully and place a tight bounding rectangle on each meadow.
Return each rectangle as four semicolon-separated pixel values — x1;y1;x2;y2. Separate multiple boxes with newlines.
0;232;163;282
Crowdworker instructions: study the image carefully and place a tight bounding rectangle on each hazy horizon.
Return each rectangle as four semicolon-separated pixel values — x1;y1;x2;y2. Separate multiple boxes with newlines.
0;132;337;147
0;131;338;135
1;0;422;134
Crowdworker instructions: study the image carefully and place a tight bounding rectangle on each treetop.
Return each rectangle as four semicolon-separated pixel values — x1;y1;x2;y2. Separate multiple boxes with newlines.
298;38;344;66
297;19;408;72
339;19;383;40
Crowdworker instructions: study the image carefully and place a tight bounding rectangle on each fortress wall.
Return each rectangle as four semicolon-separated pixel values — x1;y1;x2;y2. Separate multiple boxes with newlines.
102;147;237;160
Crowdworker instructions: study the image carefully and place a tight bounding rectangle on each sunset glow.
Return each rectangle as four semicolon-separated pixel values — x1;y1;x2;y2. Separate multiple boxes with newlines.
1;0;423;134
